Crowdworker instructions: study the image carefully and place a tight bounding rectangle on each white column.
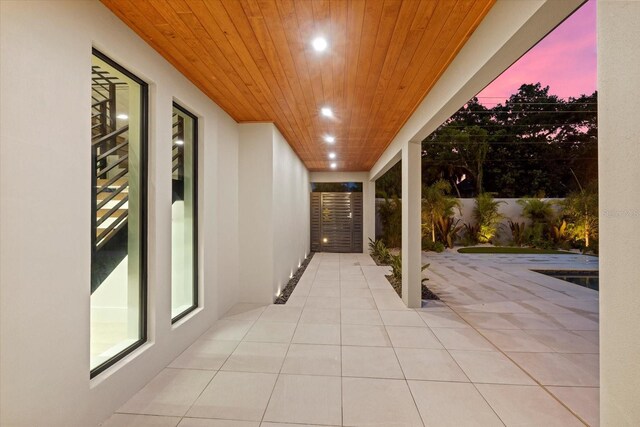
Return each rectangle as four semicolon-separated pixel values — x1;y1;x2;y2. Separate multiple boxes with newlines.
401;141;421;308
363;179;376;251
598;1;640;424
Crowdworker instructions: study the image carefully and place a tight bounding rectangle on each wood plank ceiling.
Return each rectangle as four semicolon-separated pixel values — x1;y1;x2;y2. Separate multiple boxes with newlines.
102;0;495;171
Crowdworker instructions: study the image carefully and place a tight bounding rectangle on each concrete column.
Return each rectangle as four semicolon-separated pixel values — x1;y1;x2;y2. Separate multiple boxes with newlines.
598;1;640;425
401;141;421;308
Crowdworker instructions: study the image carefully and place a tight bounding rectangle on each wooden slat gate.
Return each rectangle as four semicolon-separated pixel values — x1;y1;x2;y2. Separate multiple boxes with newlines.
310;192;363;253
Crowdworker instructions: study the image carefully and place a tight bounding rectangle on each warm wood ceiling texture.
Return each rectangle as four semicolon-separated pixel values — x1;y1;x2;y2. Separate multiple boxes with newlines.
102;0;495;171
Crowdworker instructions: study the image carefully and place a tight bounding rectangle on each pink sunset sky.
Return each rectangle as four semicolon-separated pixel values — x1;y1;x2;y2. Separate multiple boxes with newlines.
476;0;597;105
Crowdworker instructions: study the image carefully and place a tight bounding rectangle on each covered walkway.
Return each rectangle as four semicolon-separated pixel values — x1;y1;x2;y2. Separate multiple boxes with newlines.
105;252;597;426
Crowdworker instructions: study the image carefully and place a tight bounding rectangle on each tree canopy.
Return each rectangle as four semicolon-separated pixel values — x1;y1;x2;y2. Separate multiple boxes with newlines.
376;83;598;198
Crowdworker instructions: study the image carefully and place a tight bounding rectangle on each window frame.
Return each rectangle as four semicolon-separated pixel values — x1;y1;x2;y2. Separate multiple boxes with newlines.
170;102;199;324
90;48;148;379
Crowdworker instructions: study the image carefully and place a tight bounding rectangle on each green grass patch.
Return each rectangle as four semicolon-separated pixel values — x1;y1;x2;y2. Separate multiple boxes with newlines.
457;247;576;255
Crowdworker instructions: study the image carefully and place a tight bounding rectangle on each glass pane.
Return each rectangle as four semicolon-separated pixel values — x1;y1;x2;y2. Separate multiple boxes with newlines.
171;104;198;321
90;51;147;373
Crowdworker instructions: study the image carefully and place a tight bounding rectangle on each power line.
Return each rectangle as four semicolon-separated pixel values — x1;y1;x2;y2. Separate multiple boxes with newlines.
422;140;598;146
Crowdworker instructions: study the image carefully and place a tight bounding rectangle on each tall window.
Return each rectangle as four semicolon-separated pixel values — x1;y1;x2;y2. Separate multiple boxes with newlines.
171;103;198;322
90;49;147;376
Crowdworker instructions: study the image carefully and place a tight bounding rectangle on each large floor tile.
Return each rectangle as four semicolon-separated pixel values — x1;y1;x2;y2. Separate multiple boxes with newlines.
299;308;340;324
101;414;180;427
341;324;391;347
281;344;341;376
169;340;238;370
449;350;535;385
221;341;288;373
292;323;340;345
259;306;303;323
118;369;214;417
223;304;266;321
260;423;328;427
507;352;599;386
201;320;254;341
341;309;383;325
186;371;277;421
547;386;600;426
478;329;553;352
380;310;426;327
476;384;584;426
418;311;470;328
341;288;373;298
342;346;404;379
263;375;342;426
386;326;444;349
178;419;259;427
503;313;562;330
243;321;297;343
408;381;503;427
395;348;468;382
460;313;519;329
342;377;423;427
341;296;377;309
431;328;496;351
524;329;599;353
305;296;341;308
308;287;341;298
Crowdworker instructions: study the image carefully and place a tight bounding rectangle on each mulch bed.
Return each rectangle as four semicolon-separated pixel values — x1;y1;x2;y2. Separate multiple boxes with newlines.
385;274;440;300
274;252;315;304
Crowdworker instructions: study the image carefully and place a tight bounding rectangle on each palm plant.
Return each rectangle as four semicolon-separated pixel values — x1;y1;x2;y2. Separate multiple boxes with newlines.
422;180;460;244
518;198;555;226
473;193;504;243
561;183;598;248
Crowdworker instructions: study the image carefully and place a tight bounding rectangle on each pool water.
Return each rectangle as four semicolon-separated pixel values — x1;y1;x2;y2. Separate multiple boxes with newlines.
533;270;599;291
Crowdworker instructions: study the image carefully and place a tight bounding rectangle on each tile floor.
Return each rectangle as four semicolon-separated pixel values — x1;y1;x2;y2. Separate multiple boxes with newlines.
102;252;599;427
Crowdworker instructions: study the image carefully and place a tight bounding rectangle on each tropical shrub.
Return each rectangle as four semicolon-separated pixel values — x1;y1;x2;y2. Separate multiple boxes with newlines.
422;180;459;242
508;220;526;246
561;183;598;249
472;193;504;243
368;238;392;265
518;198;555;228
378;193;402;248
435;216;463;249
462;222;480;246
423;238;445;253
549;219;570;249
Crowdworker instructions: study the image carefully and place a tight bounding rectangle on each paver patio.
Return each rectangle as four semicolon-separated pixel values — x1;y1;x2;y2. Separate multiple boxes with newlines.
103;252;599;427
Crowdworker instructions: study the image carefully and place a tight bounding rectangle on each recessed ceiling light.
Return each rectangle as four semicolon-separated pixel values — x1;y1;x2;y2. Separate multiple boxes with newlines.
312;37;328;52
175;140;184;145
328;152;336;159
330;162;337;169
116;113;128;120
321;107;333;118
324;135;335;143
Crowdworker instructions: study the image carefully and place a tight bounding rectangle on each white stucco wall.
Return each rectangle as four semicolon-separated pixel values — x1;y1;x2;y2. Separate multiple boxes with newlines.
238;124;275;304
0;1;241;426
272;128;310;297
598;1;640;425
238;123;310;303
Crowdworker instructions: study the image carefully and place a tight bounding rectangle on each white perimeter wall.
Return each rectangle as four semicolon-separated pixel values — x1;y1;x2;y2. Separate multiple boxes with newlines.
0;1;241;426
238;123;310;303
375;198;562;242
